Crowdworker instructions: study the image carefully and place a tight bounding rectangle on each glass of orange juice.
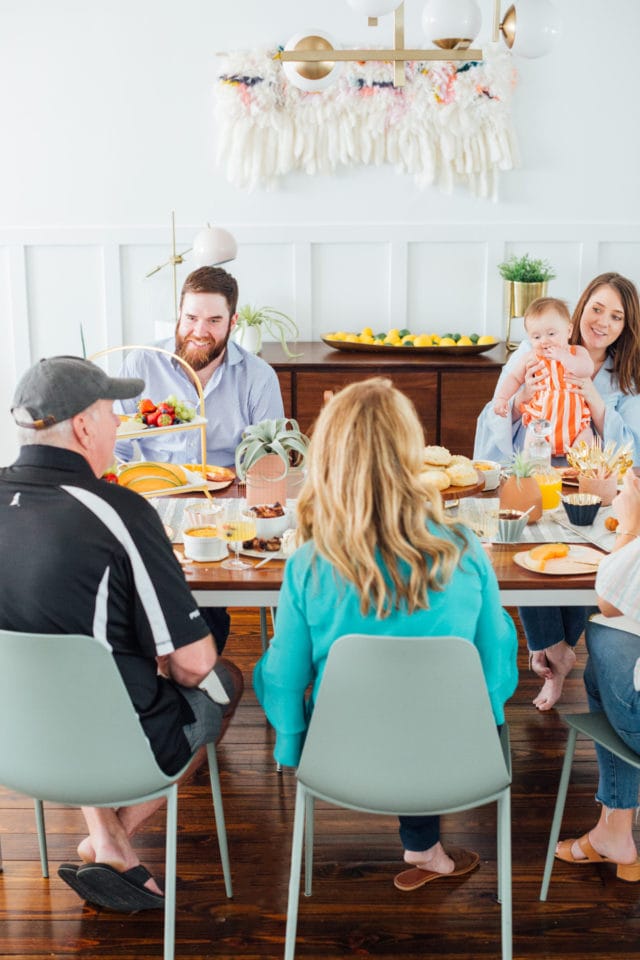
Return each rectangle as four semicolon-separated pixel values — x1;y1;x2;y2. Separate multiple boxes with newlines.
534;470;562;510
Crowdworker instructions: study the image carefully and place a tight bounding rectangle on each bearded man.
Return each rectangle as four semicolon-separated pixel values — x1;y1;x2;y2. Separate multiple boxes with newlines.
115;266;284;469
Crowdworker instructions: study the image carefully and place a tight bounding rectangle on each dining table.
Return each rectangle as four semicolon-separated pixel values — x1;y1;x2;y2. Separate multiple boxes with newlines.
170;480;606;611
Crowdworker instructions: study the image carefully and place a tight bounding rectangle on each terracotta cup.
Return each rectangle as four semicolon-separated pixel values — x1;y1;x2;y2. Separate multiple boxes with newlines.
578;474;618;507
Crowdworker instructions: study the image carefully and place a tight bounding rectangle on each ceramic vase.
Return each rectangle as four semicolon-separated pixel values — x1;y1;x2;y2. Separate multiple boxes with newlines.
578;474;618;507
246;453;288;507
499;475;542;524
233;325;261;354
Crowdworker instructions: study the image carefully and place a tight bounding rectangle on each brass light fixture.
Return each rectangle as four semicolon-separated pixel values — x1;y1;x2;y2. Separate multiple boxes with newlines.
279;0;561;90
146;211;237;323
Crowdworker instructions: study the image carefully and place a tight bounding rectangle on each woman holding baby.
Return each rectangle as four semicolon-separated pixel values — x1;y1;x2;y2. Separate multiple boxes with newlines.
475;272;640;710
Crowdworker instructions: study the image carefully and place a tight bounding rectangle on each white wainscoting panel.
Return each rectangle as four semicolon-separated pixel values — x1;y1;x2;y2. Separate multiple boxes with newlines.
25;245;104;361
407;242;487;334
311;242;391;336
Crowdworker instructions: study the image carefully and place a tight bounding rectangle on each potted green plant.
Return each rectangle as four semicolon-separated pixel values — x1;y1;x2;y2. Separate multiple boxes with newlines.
235;417;310;506
233;304;302;357
499;451;542;523
498;254;556;351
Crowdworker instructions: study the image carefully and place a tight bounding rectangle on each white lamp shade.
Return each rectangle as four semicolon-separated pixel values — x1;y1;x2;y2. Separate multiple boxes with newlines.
283;30;343;92
507;0;562;58
345;0;403;16
192;226;237;267
422;0;481;46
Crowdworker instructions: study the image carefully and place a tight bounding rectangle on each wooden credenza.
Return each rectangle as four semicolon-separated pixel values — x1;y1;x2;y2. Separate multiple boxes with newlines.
261;342;507;458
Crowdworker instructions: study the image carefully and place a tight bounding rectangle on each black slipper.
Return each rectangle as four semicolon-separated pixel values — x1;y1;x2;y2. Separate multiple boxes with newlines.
58;862;98;902
76;862;165;912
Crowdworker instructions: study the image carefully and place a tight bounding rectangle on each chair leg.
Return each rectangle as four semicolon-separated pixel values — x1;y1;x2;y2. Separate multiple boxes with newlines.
163;784;178;960
284;783;307;960
540;726;578;901
259;607;269;653
34;799;48;878
206;743;233;898
496;789;512;960
304;795;314;897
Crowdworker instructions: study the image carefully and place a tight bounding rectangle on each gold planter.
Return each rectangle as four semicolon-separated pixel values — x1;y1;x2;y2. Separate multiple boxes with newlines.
504;280;548;351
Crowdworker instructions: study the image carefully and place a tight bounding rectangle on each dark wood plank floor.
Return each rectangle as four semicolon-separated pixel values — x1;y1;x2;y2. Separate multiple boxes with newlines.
2;608;640;960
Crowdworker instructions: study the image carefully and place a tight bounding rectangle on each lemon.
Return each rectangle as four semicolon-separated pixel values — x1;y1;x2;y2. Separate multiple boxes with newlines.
414;334;432;347
344;334;361;343
439;337;457;346
387;328;400;339
330;331;347;341
360;335;375;344
457;336;473;345
361;326;374;338
477;335;497;345
401;335;415;344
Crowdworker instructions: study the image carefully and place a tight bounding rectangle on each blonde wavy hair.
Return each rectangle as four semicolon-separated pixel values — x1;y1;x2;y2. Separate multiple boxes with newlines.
296;378;467;618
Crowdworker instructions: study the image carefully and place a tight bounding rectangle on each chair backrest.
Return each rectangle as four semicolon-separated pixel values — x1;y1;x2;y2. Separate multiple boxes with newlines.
297;633;511;815
0;629;173;804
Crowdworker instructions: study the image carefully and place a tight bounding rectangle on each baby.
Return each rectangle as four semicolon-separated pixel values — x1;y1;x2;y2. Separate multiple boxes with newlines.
493;297;594;457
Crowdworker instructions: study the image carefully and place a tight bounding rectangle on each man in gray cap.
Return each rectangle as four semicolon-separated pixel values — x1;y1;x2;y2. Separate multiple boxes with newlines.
1;355;243;911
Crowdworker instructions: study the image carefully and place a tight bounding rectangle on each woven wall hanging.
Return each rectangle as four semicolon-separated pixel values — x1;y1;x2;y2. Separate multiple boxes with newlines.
214;45;518;198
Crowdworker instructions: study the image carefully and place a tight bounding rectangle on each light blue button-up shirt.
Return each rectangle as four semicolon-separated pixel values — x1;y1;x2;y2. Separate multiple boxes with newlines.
114;338;284;468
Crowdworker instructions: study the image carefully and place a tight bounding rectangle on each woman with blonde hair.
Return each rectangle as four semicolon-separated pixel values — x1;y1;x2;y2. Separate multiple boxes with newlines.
254;378;517;890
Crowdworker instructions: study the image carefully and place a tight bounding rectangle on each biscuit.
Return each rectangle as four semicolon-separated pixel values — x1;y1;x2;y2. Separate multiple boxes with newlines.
445;462;478;487
420;469;450;491
447;454;473;468
423;445;452;467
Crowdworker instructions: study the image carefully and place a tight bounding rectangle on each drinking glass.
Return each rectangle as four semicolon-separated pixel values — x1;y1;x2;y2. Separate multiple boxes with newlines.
220;501;257;570
534;471;562;510
458;498;499;541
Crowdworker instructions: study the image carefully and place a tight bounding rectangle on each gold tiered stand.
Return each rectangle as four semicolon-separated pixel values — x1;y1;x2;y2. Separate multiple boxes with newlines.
89;345;212;499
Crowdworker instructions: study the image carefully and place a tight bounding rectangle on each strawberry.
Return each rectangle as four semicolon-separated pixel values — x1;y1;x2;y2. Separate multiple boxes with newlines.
146;409;161;427
137;398;156;414
156;413;174;427
102;472;118;484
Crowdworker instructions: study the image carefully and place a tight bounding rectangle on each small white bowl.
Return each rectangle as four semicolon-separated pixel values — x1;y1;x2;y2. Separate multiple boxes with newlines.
472;460;501;492
183;526;229;562
248;503;293;538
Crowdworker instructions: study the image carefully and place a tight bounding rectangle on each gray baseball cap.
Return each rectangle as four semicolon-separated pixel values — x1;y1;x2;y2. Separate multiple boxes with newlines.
11;355;144;429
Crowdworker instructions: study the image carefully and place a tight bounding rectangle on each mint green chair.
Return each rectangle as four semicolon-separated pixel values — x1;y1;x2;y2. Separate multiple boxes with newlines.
284;633;513;960
0;629;232;960
539;709;640;900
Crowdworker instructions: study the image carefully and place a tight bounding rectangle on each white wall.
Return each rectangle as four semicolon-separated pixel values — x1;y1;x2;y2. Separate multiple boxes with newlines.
1;0;639;462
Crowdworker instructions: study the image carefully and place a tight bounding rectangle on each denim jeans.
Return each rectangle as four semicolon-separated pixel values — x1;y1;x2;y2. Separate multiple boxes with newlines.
519;605;593;652
584;620;640;809
398;815;439;851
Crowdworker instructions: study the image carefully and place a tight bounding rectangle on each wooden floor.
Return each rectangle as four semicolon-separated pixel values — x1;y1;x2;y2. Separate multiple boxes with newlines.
2;608;640;960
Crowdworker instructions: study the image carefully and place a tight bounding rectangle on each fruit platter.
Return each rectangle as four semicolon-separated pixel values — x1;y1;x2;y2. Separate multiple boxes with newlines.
117;395;207;439
322;328;499;356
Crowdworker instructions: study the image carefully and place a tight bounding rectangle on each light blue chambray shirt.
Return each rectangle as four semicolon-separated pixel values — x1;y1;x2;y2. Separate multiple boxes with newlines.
114;338;284;468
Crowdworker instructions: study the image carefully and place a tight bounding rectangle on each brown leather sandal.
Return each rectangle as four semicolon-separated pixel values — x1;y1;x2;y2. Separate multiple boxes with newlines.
556;833;640;882
393;847;480;891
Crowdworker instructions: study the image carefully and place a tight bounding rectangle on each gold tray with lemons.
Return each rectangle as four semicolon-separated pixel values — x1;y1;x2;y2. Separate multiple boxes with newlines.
322;328;499;355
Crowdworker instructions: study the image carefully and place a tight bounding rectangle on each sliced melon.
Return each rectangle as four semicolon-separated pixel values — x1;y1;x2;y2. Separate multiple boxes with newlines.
528;543;570;572
124;475;184;494
118;462;187;490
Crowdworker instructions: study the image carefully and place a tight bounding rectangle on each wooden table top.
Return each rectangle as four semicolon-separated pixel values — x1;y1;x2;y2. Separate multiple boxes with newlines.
180;541;598;595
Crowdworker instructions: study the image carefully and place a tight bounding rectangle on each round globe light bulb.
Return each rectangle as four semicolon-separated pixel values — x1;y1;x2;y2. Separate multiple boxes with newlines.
283;30;343;92
422;0;482;50
501;0;562;58
345;0;403;16
192;226;237;267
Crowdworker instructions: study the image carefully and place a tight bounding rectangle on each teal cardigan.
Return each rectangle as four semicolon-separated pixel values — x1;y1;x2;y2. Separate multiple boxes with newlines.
253;527;518;766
